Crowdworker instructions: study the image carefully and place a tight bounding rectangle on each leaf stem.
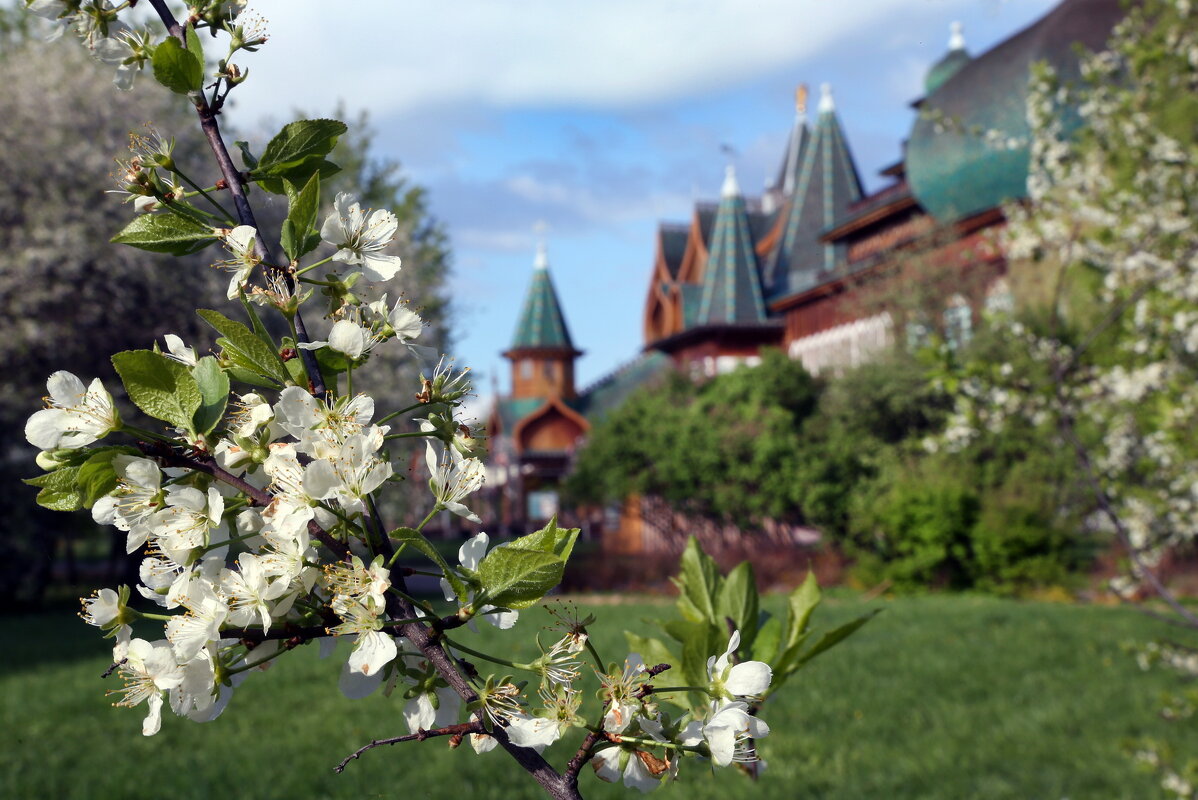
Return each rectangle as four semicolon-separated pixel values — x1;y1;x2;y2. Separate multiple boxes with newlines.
175;171;237;222
442;636;524;670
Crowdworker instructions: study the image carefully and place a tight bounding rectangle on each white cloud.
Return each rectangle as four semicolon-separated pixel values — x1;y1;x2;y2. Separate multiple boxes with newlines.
235;0;923;120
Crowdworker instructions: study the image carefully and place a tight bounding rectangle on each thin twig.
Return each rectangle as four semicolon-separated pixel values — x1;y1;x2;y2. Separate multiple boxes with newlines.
334;721;484;773
100;658;127;679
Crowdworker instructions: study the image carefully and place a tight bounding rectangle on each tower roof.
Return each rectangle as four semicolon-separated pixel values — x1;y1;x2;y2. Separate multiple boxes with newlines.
763;83;864;301
697;165;768;326
510;244;576;351
774;85;812;197
906;0;1126;222
925;22;972;95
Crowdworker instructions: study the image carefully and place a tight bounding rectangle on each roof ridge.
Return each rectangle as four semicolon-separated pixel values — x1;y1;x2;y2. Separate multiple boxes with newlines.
577;351;663;396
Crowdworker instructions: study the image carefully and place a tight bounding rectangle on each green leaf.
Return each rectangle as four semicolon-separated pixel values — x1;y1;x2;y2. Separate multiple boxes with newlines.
224;364;279;390
716;561;759;655
671;536;721;624
235;141;259;170
257;159;341;196
789;610;880;673
476;546;563;610
111;212;216;256
197;309;289;385
237;295;274;343
256;119;347;176
674;591;708;625
191;356;229;435
111;350;202;433
184;24;204;68
74;448;138;509
504;516;580;563
24;465;83;511
280;173;321;262
151;35;203;94
782;570;821;653
751;612;781;664
390;527;467;602
661;619;722;690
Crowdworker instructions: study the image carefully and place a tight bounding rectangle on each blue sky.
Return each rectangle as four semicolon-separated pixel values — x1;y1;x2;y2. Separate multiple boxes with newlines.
235;0;1060;405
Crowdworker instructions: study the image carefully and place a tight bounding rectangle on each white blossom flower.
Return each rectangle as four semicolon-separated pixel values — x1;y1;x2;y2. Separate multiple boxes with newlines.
111;638;184;736
302;431;392;514
91;456;164;552
297;318;375;360
702;701;770;767
320;192;402;282
169;642;233;723
329;600;397;677
216;225;260;299
706;630;772;701
272;386;376;454
403;686;461;734
591;744;664;793
504;687;580;752
426;443;485;523
325;555;391;613
25;371;119;450
79;586;132;646
221;552;292;631
599;654;650;733
151;485;225;561
162;334;197;366
164;579;229;662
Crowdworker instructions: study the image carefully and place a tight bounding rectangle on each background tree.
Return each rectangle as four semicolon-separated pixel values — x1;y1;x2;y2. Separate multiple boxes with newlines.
937;0;1198;789
0;20;455;604
0;31;222;605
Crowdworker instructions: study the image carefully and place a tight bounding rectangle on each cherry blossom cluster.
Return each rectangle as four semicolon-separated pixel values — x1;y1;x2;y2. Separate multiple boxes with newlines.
21;2;812;797
939;0;1198;580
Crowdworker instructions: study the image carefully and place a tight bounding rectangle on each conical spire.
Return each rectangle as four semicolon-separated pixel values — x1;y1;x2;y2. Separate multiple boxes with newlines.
510;244;575;350
775;84;811;198
698;165;767;326
763;82;864;301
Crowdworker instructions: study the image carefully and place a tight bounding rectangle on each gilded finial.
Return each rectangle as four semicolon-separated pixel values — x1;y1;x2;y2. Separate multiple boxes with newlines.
795;83;808;115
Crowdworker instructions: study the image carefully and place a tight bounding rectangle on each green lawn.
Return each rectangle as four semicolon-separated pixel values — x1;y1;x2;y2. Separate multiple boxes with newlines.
2;593;1191;799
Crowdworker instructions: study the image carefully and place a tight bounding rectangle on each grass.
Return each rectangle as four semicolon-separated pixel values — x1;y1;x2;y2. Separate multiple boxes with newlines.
2;593;1193;799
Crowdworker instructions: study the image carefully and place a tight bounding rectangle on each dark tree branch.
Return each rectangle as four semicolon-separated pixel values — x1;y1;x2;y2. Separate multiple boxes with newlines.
563;731;602;790
146;0;327;398
378;581;580;798
334;721;484;773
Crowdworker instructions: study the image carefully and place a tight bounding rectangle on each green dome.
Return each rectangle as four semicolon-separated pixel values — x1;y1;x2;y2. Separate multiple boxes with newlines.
925;48;971;95
906;0;1126;222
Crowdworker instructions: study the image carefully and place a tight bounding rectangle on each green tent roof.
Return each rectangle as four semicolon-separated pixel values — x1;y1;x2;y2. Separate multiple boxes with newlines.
762;85;863;302
509;245;576;351
698;166;768;326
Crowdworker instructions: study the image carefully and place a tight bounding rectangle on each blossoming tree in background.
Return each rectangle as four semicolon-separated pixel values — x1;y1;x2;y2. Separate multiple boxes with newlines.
20;2;870;797
938;0;1198;793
